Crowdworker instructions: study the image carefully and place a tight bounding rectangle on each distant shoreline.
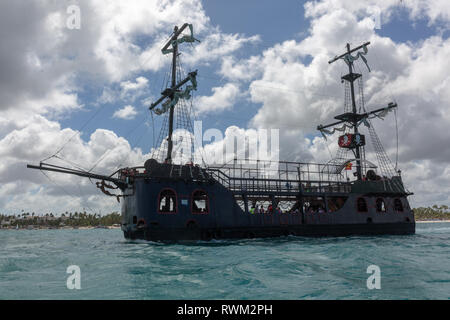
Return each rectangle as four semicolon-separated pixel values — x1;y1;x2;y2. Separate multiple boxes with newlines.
0;226;121;230
1;220;449;230
416;219;450;223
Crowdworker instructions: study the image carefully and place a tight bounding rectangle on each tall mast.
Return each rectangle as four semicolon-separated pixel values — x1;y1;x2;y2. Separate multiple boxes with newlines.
346;43;362;181
318;42;398;181
326;42;369;181
149;23;199;164
166;26;179;163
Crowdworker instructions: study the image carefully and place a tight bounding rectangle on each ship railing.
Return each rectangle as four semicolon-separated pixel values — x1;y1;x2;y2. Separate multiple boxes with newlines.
207;159;345;179
207;159;347;183
118;160;352;194
222;178;351;194
207;168;231;188
206;159;351;194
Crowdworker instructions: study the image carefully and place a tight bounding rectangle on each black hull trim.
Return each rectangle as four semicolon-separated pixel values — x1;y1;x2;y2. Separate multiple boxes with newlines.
124;222;415;242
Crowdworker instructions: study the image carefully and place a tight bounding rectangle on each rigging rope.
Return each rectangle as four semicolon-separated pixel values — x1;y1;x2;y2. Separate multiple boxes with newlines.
394;108;399;171
42;31;175;171
40;103;109;164
39;168;95;213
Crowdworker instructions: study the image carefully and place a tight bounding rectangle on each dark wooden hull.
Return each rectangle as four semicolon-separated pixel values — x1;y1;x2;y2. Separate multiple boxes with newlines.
124;222;415;242
121;178;416;242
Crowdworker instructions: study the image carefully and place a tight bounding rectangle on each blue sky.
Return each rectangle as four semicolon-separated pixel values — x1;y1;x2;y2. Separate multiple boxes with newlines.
1;0;450;213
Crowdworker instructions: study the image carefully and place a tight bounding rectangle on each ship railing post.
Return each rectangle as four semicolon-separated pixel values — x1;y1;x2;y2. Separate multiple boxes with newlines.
318;164;321;190
285;162;289;183
256;159;259;180
233;157;236;190
307;163;310;181
239;161;242;191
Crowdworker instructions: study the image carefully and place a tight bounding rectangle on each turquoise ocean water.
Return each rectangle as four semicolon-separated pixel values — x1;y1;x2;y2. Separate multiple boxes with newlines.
0;222;449;300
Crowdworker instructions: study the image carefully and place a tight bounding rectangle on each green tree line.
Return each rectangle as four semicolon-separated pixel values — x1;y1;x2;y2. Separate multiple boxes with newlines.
0;211;121;228
412;205;449;220
1;205;449;228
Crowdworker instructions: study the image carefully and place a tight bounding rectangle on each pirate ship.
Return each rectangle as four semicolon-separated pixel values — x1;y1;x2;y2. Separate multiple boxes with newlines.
28;24;415;241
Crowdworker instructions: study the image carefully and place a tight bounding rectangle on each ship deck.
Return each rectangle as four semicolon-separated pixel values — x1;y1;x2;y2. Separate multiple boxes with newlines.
114;158;407;197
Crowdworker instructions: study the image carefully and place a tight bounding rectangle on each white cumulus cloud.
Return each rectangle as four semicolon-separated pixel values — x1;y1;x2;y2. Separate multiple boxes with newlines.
196;83;241;114
113;105;138;120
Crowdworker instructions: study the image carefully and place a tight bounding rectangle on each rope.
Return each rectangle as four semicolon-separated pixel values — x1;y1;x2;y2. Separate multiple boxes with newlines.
39;169;95;214
96;180;122;203
42;30;174;168
53;155;88;173
394;108;399;171
40;103;109;163
88;109;153;173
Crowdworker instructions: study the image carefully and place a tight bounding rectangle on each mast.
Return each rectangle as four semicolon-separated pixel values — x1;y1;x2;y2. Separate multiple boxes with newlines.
346;43;362;181
149;23;199;164
167;25;179;163
328;42;369;180
318;42;398;181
